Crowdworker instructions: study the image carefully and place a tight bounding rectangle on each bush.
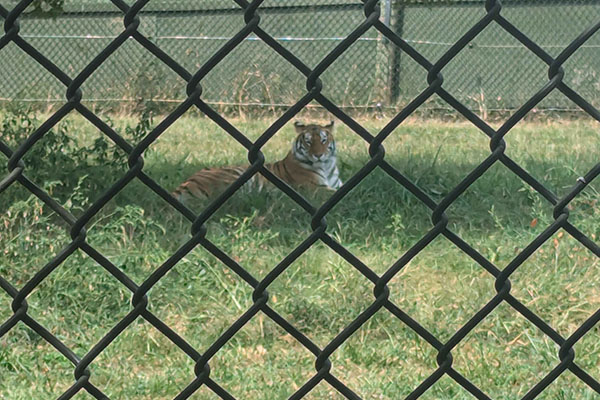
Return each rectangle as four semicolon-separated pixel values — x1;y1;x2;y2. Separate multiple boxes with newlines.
0;106;154;212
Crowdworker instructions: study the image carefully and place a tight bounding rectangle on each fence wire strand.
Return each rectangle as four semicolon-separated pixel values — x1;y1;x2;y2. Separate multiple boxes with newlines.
1;0;599;399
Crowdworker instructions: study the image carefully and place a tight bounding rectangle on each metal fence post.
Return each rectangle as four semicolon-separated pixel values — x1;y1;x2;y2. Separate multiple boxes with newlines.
387;0;404;105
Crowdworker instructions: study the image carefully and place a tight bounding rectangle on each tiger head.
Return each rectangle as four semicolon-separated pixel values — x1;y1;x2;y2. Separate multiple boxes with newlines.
292;121;336;165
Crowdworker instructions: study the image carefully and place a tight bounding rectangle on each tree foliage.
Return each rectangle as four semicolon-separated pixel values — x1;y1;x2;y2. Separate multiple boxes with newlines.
29;0;64;17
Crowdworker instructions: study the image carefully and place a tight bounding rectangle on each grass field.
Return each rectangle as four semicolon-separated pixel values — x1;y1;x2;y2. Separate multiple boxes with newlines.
1;110;599;399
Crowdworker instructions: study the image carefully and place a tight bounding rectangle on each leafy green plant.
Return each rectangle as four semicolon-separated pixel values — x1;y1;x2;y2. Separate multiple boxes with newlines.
1;106;155;211
28;0;64;17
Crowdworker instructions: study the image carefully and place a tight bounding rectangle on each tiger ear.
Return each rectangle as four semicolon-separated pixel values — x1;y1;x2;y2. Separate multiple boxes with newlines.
324;120;335;131
294;121;306;133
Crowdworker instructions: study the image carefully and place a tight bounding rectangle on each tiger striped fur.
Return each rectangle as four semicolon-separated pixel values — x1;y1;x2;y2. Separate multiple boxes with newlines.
172;121;342;202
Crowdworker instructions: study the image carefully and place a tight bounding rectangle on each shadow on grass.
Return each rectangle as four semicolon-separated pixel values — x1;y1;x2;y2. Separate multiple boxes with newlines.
3;145;597;255
114;152;598;249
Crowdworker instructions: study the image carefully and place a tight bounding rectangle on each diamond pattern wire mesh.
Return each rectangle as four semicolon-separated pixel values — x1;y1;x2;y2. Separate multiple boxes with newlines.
1;0;599;399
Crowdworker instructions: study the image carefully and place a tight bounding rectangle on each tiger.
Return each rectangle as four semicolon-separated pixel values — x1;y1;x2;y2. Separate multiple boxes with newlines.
171;121;342;203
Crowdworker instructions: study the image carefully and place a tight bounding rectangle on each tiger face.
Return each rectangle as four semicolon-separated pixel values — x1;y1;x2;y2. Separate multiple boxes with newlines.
293;121;336;164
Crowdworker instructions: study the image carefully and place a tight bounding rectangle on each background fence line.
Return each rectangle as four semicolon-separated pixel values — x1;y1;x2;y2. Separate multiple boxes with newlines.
1;0;599;113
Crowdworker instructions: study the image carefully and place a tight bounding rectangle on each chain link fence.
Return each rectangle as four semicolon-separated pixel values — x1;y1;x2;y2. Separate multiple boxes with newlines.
1;0;600;398
0;0;599;112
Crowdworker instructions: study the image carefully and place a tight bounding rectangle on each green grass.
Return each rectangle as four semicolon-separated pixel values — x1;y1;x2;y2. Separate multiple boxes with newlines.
1;112;599;399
